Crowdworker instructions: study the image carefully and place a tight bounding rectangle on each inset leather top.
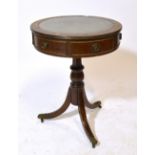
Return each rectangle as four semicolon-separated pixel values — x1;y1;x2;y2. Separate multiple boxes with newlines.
31;16;122;58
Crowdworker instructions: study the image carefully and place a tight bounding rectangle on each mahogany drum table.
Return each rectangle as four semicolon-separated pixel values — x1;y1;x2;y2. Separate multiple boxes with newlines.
30;15;122;148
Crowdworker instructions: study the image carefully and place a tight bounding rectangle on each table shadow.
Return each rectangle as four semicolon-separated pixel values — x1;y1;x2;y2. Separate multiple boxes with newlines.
83;48;137;100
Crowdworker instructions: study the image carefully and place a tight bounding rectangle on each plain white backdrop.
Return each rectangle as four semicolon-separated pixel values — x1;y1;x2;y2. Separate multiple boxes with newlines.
18;0;137;155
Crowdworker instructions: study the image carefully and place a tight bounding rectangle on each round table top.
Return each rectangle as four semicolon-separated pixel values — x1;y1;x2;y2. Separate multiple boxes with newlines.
31;15;122;40
31;15;122;58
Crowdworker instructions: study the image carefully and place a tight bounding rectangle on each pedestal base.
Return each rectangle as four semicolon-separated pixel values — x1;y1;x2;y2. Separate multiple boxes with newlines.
38;58;101;148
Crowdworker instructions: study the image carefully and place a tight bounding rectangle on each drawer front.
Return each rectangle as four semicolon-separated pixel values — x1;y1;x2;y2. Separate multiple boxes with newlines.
32;33;120;57
68;38;115;57
33;34;67;57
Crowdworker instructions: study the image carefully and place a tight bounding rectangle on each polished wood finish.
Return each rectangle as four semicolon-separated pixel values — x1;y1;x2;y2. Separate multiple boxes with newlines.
38;58;101;147
30;15;122;148
31;16;122;58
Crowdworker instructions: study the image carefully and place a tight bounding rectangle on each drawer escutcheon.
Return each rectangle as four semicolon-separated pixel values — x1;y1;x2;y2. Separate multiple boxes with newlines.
41;42;49;49
91;43;101;53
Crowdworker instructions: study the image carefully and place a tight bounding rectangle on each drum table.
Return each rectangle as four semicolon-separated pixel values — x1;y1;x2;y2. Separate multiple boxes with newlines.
31;15;122;148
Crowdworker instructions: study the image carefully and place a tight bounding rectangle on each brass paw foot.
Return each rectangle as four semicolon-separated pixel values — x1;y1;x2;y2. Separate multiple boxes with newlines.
78;94;98;148
92;138;98;148
85;100;102;109
38;89;71;122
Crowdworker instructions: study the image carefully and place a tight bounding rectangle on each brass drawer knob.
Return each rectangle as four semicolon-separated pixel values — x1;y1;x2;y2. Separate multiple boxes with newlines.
41;42;48;49
119;33;122;40
91;43;101;53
